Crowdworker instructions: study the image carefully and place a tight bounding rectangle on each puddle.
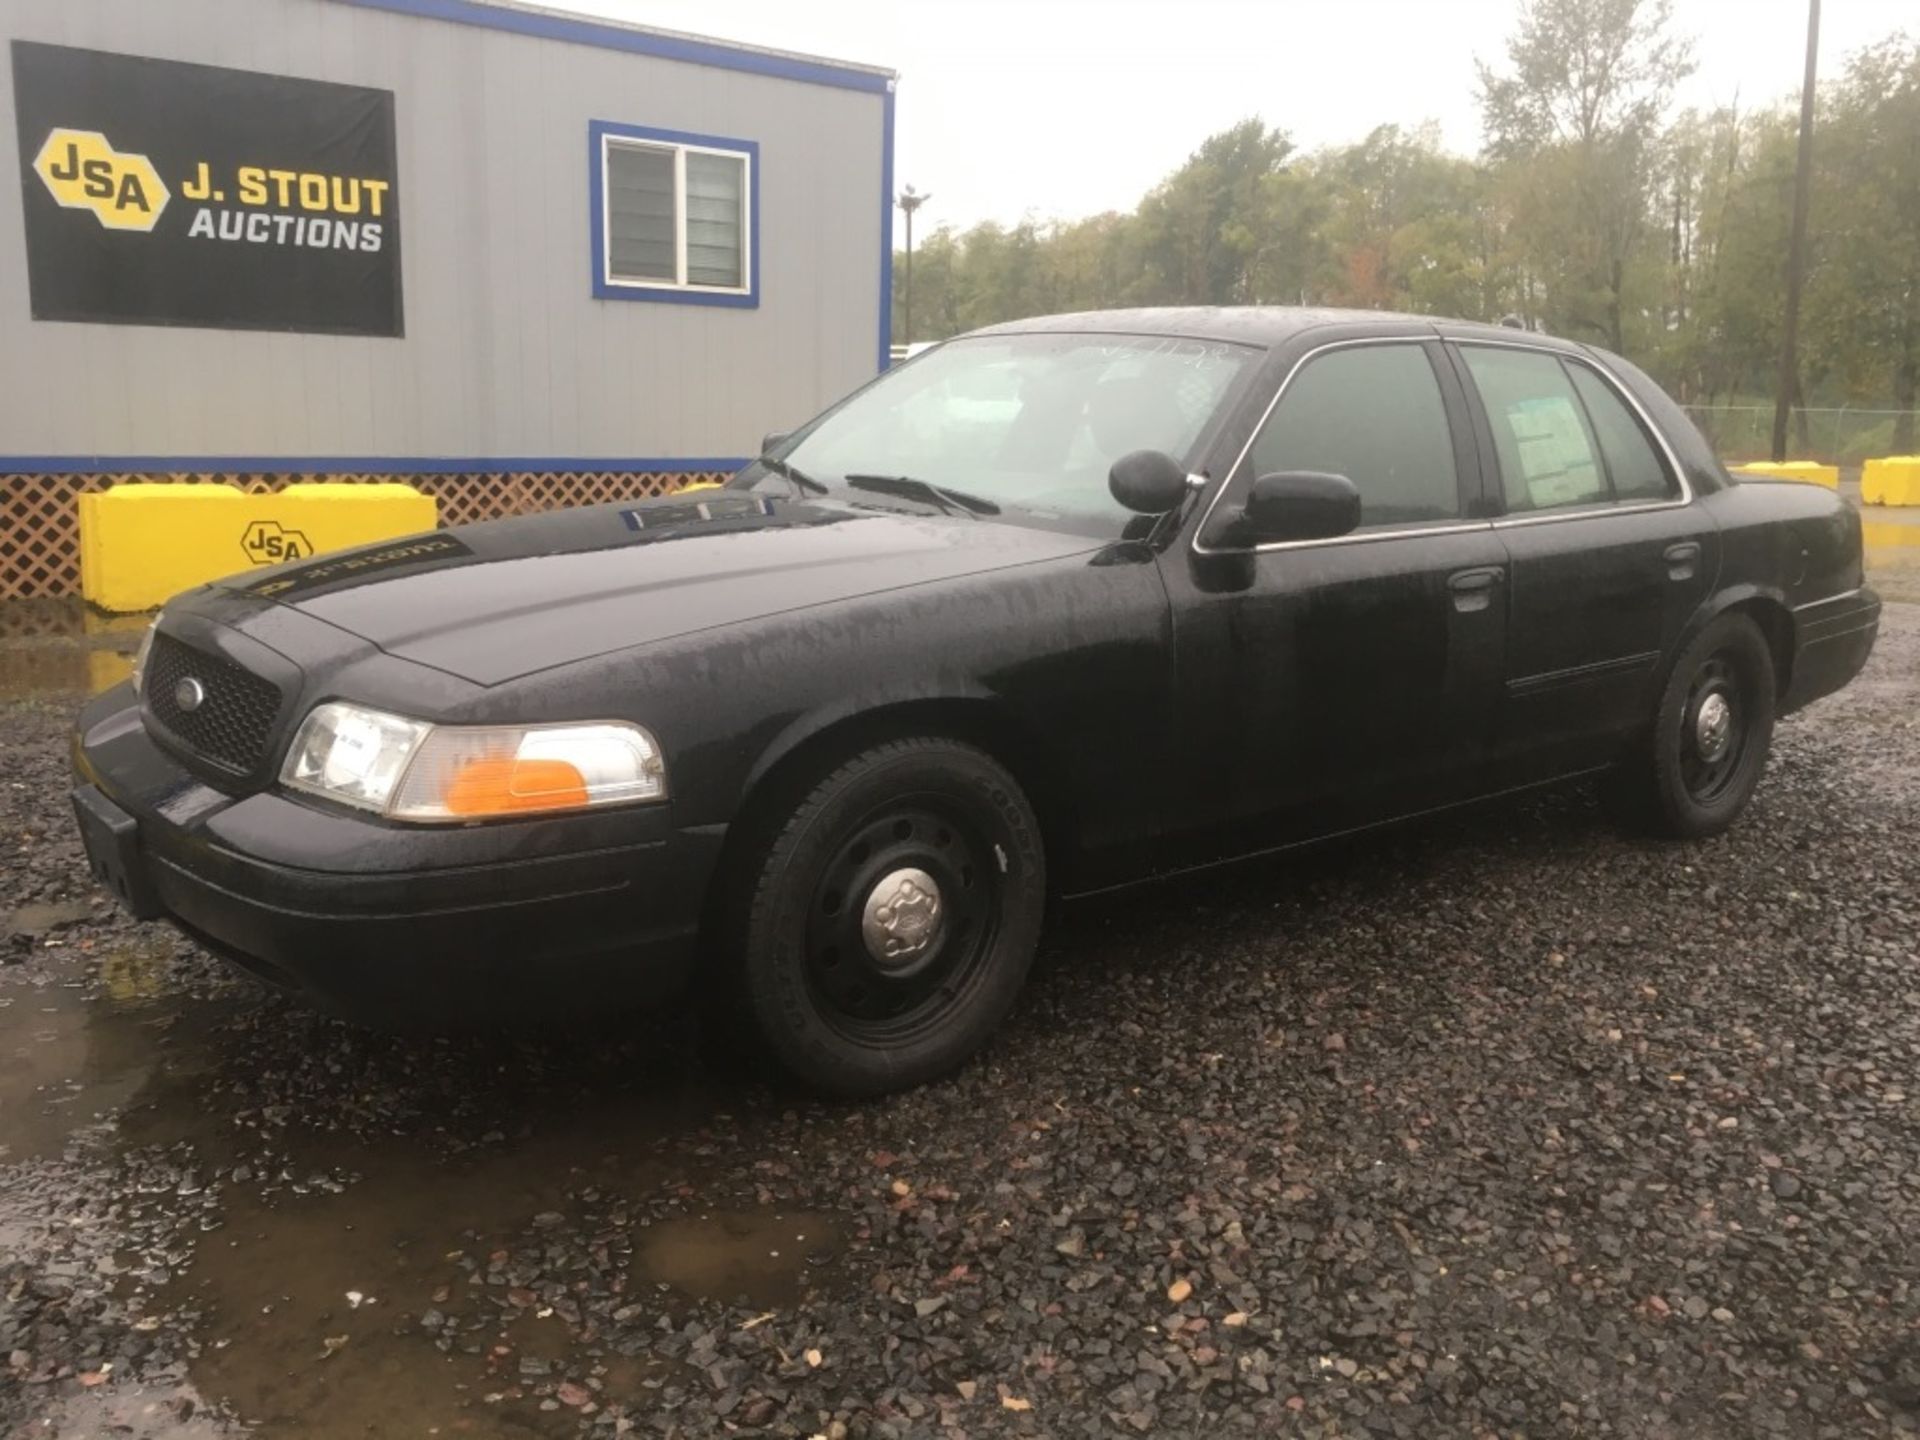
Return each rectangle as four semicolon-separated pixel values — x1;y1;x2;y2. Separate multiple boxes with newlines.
14;1383;234;1439
5;897;99;939
0;941;197;1162
0;597;145;697
0;934;850;1438
634;1209;843;1309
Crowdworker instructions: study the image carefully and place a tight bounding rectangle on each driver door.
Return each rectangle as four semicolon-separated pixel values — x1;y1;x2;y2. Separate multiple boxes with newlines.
1158;336;1510;867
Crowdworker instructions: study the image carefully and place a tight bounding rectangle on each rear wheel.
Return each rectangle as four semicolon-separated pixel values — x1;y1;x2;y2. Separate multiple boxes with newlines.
728;738;1045;1096
1631;613;1777;838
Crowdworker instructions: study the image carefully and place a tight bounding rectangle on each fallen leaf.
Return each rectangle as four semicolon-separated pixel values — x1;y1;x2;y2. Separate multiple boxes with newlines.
1167;1278;1193;1303
321;1335;349;1359
78;1371;109;1387
1001;1395;1032;1412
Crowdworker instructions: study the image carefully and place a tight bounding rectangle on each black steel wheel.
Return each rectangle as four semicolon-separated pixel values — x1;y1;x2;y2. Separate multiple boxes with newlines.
1633;612;1777;838
727;737;1045;1096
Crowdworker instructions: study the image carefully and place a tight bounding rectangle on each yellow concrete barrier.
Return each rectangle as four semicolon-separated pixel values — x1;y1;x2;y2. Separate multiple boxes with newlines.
1862;456;1920;507
79;481;438;612
1730;460;1840;489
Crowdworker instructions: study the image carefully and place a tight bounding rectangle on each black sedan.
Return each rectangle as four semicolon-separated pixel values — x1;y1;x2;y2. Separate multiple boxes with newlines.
72;308;1881;1095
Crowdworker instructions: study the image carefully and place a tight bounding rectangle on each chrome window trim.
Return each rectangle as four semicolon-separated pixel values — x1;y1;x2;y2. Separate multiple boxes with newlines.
1202;518;1497;555
1190;331;1697;558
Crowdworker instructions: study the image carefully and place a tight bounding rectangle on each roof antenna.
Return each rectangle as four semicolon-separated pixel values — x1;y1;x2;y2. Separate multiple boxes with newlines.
1498;313;1529;330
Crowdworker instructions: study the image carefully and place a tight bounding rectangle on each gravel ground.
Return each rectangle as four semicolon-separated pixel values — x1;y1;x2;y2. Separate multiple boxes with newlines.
3;602;1918;1439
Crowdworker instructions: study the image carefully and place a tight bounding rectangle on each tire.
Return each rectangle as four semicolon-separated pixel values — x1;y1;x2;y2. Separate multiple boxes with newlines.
725;738;1046;1097
1631;612;1777;839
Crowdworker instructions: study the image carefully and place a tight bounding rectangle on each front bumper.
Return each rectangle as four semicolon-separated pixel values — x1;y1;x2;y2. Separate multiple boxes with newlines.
71;684;719;1027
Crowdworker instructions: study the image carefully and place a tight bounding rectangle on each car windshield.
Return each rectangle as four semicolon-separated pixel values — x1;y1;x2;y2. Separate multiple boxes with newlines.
738;332;1257;534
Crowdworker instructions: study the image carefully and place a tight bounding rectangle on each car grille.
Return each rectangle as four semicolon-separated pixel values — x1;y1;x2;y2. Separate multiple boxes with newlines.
143;633;285;775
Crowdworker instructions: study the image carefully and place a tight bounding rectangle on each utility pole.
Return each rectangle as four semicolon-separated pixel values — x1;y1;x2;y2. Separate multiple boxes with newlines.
897;185;930;348
1771;0;1820;461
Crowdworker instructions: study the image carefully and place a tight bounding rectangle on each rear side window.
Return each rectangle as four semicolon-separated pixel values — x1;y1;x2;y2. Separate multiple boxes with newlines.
1568;364;1677;502
1247;344;1460;528
1460;347;1607;512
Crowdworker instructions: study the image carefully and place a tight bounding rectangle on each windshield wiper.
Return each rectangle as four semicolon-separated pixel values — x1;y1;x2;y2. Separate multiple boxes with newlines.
843;474;1000;517
759;454;829;495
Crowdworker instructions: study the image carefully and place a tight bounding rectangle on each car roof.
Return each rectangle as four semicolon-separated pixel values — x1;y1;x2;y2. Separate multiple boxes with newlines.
969;306;1582;354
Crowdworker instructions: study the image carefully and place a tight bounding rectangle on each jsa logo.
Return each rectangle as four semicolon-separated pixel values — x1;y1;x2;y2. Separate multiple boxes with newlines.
33;129;169;232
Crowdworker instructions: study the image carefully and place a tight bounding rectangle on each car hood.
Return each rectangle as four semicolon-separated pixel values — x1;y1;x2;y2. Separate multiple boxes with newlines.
213;492;1105;685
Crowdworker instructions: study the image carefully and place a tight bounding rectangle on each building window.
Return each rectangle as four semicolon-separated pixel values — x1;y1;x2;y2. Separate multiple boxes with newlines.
590;121;758;307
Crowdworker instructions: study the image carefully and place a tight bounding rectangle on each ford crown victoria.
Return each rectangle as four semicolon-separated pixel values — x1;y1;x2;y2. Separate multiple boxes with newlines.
71;309;1881;1095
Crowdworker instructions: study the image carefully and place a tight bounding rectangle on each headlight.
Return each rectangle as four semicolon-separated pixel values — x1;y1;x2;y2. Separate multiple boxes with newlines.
130;624;156;695
280;703;666;821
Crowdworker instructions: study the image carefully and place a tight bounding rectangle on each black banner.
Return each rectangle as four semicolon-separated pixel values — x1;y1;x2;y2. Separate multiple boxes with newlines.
10;41;402;336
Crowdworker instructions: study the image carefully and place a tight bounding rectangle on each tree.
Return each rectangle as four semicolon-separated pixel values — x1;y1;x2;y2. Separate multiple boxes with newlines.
889;22;1919;448
1477;0;1696;351
1133;120;1293;306
1804;36;1920;449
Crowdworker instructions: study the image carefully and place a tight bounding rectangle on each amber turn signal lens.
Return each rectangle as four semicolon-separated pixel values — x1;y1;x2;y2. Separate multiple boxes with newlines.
444;757;590;816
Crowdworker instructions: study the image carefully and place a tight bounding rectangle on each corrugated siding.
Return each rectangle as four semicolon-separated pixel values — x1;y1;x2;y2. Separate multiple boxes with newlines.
0;0;886;461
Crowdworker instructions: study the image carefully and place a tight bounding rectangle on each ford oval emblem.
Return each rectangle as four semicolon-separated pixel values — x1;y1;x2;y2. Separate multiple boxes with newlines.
174;677;207;713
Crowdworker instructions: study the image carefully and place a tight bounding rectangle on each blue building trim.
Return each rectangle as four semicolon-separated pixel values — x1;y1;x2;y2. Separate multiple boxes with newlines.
588;121;760;308
878;87;896;373
1;456;749;476
328;0;892;94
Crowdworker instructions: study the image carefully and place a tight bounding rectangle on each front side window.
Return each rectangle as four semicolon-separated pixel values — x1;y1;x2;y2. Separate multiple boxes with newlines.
742;333;1258;536
1245;343;1461;528
594;123;753;301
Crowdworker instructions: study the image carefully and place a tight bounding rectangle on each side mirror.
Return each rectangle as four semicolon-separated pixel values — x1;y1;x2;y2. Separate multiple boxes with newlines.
761;431;790;456
1241;471;1361;543
1108;449;1190;515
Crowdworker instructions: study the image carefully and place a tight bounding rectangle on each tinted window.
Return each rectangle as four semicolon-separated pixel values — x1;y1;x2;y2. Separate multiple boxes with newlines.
1569;364;1676;502
1247;344;1460;527
1461;347;1608;512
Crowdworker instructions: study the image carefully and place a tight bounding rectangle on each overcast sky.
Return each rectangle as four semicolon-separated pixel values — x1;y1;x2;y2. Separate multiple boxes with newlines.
564;0;1912;242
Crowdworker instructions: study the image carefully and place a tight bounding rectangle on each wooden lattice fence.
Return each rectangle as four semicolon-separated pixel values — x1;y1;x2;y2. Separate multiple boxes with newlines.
0;470;730;601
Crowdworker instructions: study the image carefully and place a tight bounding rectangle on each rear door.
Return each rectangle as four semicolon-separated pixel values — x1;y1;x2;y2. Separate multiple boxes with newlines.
1447;340;1718;777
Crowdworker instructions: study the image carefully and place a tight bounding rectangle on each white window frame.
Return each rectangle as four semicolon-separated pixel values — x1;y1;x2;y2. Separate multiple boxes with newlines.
599;134;753;297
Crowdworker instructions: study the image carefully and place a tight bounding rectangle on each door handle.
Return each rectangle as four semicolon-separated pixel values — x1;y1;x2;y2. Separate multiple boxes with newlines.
1663;541;1701;580
1447;566;1502;613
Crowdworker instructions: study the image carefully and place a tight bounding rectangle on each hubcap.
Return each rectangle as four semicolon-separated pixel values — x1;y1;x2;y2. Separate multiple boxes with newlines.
861;866;943;966
1694;691;1733;762
1680;653;1749;804
804;800;1001;1043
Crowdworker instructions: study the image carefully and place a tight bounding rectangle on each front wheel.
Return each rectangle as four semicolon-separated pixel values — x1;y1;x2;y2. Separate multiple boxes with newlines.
728;738;1046;1097
1630;613;1777;839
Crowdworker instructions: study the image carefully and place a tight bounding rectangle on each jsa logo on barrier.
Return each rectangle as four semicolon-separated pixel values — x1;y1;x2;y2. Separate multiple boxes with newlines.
242;520;311;565
32;129;169;232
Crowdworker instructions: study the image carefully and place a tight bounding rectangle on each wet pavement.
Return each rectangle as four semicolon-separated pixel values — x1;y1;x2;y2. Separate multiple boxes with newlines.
4;596;1920;1438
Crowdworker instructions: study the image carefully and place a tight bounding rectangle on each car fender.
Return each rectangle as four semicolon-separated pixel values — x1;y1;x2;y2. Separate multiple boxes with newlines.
1659;580;1797;703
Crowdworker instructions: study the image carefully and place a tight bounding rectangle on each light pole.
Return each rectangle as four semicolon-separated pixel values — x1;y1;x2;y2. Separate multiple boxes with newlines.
1771;0;1820;461
897;185;930;347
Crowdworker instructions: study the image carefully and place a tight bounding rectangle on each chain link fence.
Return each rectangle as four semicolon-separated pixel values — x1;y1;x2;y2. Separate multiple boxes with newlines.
1682;405;1920;469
